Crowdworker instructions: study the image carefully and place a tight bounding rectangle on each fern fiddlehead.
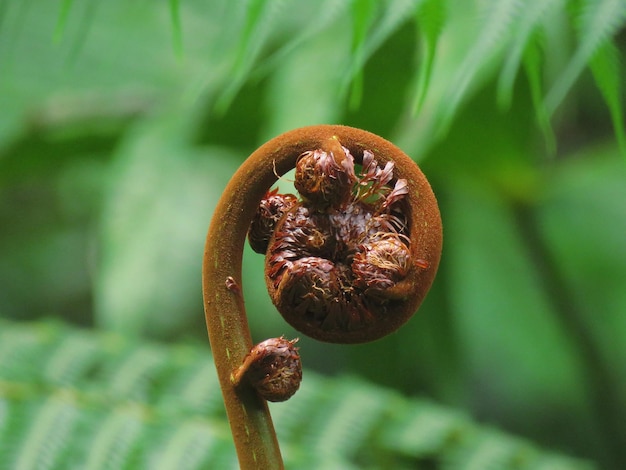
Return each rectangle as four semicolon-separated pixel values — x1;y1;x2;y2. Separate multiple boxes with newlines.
202;125;442;469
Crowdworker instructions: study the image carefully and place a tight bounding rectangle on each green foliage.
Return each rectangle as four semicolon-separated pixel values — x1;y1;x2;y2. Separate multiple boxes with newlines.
53;0;74;42
412;0;447;113
0;319;596;469
168;0;183;57
589;41;626;153
1;0;625;467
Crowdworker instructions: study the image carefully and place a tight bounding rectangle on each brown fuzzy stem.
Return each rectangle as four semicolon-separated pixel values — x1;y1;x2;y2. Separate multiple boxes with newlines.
202;125;442;468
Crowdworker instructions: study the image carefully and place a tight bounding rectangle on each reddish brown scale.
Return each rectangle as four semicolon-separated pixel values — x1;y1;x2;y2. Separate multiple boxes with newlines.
415;259;430;269
355;150;396;203
248;189;298;254
225;276;241;294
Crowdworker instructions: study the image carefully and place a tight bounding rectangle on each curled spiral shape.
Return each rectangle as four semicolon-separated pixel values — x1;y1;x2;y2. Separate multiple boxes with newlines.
248;130;442;343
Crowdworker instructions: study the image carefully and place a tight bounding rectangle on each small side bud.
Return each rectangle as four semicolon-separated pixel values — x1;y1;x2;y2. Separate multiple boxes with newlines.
233;337;302;402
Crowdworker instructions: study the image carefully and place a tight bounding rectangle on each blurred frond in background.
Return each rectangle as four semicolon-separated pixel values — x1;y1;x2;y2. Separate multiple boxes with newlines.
0;0;625;468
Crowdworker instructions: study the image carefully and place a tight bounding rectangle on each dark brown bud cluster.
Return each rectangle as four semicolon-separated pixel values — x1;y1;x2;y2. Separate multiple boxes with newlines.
248;138;425;343
233;337;302;402
248;188;298;254
294;147;356;207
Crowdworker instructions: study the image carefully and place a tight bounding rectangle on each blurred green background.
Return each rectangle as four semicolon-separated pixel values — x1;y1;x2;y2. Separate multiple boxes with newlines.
1;0;625;468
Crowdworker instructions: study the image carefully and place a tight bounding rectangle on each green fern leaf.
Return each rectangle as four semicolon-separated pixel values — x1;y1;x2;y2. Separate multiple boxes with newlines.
0;0;9;32
168;0;183;57
411;0;447;114
12;393;81;470
380;397;470;456
496;0;565;110
523;31;557;154
443;432;526;470
360;0;420;58
588;41;626;158
215;0;286;113
0;319;598;469
343;0;420;107
438;0;522;134
253;0;353;79
345;0;379;109
305;378;390;459
544;0;626;115
53;0;73;42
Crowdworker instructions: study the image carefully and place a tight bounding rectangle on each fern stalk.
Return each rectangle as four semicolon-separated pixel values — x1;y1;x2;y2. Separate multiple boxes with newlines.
202;149;286;468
